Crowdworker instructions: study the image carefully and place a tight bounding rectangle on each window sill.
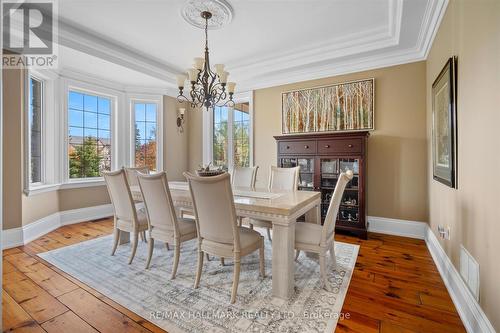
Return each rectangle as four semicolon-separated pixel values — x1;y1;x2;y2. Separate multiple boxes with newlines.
24;179;106;196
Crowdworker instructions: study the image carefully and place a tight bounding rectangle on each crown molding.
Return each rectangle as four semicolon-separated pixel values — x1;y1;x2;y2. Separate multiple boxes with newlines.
52;0;447;95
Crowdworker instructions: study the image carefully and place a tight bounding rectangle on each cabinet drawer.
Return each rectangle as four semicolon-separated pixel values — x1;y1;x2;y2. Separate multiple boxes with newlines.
278;140;317;154
318;138;362;154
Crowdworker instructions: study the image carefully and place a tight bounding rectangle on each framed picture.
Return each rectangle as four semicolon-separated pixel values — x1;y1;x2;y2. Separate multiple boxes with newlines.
432;57;457;188
281;78;374;134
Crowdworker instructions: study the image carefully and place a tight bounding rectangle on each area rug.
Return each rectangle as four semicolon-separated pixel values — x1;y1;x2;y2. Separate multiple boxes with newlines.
39;229;359;333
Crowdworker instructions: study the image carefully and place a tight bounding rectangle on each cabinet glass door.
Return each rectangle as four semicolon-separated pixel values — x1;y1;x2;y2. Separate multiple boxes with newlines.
298;158;314;190
338;158;360;225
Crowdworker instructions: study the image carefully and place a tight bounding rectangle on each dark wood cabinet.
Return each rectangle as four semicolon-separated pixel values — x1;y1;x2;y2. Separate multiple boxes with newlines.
274;131;369;239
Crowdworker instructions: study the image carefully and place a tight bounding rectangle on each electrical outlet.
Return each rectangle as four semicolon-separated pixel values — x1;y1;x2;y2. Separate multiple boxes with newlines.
437;225;445;239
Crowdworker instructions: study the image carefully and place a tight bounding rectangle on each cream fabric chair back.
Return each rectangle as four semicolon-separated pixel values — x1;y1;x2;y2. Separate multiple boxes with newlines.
103;169;137;223
321;170;354;244
268;166;300;190
231;166;258;188
137;172;178;233
184;172;240;247
124;166;150;187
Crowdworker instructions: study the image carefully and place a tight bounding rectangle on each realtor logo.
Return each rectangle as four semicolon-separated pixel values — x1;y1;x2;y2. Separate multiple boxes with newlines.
2;0;58;68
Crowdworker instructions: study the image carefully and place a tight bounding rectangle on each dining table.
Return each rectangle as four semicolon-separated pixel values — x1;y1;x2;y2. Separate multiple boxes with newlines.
127;181;321;300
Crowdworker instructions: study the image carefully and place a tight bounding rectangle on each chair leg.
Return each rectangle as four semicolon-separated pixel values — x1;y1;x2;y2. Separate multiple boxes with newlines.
230;258;241;304
329;242;337;270
171;243;180;279
319;253;331;291
128;232;139;265
259;240;265;278
194;250;204;288
139;231;144;242
295;249;301;261
111;228;120;256
249;223;254;230
266;227;272;242
143;231;147;243
205;253;211;261
165;242;170;251
145;238;154;269
220;257;225;266
237;217;242;227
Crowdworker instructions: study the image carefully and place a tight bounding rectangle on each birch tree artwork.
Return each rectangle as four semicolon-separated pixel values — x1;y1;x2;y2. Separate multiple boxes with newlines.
282;79;374;134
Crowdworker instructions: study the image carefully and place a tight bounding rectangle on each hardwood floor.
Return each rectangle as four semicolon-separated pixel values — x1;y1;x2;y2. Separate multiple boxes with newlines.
2;218;466;333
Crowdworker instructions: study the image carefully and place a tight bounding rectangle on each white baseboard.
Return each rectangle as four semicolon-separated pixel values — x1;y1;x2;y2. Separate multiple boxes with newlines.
367;216;427;239
425;227;496;333
2;227;24;249
2;204;113;249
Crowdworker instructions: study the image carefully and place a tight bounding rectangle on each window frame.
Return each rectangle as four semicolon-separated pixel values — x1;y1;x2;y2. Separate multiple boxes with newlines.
129;95;163;172
62;79;120;183
203;91;254;170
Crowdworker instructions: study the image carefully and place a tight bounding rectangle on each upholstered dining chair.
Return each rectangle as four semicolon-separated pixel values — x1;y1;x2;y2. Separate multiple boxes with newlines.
137;172;197;278
294;170;353;291
231;166;258;188
103;169;149;264
184;172;265;304
249;166;300;240
124;166;150;187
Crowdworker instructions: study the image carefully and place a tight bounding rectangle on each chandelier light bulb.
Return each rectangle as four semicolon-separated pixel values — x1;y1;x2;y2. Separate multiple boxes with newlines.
188;68;198;82
176;74;187;88
214;64;225;76
227;82;236;93
194;57;204;70
220;71;229;83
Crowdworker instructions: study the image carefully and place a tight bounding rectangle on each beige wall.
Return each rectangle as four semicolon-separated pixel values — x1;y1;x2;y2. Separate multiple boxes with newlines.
163;95;189;181
426;0;500;329
187;62;429;222
188;105;203;172
2;68;24;230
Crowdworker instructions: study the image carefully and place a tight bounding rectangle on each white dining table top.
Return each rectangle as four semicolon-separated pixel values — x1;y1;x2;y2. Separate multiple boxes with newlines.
129;181;320;217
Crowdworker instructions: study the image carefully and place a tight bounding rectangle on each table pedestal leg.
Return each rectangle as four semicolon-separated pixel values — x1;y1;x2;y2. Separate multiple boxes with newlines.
272;219;296;299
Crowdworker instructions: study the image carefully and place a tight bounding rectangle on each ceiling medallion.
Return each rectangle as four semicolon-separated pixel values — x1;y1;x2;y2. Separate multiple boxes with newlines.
181;0;233;30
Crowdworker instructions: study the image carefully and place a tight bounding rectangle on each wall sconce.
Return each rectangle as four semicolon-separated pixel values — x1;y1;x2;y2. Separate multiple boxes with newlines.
177;108;185;133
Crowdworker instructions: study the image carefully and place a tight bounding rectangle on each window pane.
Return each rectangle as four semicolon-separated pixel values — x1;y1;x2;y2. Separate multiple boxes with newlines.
98;113;110;130
145;104;156;121
84;94;98;112
98;97;111;114
68;90;112;178
233;104;250;167
213;107;228;168
69;109;84;127
145;122;156;140
135;103;145;121
69;91;83;110
69;127;83;144
29;77;42;183
134;103;158;171
84;111;98;128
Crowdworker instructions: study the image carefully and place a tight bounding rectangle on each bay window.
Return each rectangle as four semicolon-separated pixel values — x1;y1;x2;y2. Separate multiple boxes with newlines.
68;90;112;178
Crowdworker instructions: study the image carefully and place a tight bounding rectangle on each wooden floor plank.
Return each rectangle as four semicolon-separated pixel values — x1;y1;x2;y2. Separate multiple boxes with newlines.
41;311;98;333
2;220;466;333
3;269;69;324
57;289;152;333
2;291;46;332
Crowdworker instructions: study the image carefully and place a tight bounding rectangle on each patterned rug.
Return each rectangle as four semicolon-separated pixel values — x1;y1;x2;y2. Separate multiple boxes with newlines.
39;229;359;333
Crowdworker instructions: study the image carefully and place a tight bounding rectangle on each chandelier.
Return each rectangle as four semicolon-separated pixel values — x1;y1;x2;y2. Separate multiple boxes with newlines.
176;11;235;110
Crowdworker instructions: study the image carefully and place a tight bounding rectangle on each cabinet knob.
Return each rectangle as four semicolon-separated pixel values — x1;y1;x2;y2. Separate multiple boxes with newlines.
348;144;353;148
304;145;309;149
324;144;330;148
286;146;290;149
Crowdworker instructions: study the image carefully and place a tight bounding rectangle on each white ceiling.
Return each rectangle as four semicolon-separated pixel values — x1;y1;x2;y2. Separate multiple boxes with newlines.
54;0;447;94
